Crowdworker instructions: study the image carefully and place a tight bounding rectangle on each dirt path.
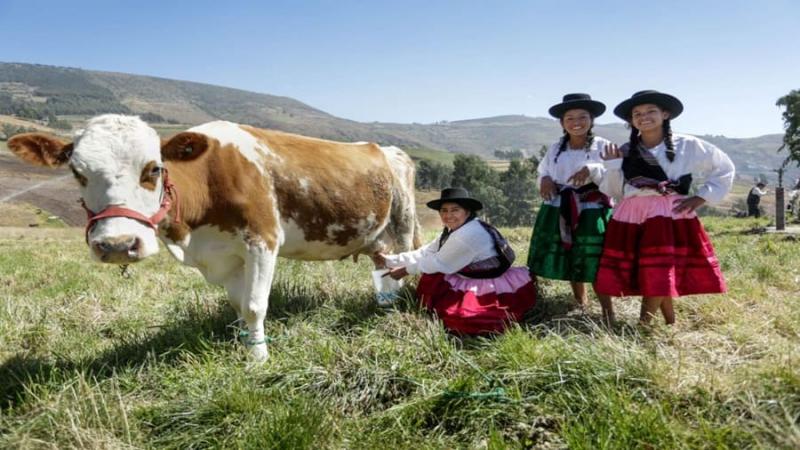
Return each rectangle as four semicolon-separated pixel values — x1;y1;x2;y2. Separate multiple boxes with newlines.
0;150;84;225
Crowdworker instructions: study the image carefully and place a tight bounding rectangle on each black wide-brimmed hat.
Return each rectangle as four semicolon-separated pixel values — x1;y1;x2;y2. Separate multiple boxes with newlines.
426;187;483;211
548;93;606;119
613;90;684;121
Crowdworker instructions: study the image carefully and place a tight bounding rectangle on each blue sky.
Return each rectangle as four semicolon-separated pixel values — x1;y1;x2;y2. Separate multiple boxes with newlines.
1;0;797;138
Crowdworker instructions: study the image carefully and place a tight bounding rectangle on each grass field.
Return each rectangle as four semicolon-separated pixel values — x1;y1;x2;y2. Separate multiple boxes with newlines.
404;147;457;166
0;216;798;449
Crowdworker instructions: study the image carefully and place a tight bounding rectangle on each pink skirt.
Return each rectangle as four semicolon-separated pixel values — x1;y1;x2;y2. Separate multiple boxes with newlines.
595;195;726;297
416;267;537;335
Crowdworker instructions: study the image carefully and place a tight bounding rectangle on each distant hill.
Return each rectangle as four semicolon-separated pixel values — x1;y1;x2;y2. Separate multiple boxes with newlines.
0;62;789;180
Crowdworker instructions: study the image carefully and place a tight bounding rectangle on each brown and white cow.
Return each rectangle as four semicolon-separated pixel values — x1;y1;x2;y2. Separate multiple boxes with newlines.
9;114;420;360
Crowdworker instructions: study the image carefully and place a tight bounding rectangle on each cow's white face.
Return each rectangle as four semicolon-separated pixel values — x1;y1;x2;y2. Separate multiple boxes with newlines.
70;115;165;263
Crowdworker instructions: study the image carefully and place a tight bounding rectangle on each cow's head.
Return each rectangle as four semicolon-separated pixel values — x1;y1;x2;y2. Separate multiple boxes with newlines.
9;114;209;264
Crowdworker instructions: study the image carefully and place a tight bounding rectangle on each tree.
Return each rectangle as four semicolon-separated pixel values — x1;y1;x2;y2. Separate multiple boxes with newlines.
777;89;800;165
500;157;539;226
450;154;507;223
493;149;524;160
451;154;498;194
415;159;452;190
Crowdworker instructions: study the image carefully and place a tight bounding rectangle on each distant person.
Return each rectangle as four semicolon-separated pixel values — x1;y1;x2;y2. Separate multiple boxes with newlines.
789;178;800;217
746;182;768;217
597;90;735;325
372;188;536;334
526;93;615;325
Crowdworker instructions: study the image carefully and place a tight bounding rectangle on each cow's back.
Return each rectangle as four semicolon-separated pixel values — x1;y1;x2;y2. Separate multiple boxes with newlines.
242;126;397;259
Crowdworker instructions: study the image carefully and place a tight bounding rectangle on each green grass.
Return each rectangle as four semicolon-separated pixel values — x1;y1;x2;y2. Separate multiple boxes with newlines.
0;218;799;448
404;147;456;166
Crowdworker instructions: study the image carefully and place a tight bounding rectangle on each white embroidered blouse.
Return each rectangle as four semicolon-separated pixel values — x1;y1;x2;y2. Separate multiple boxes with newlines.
537;136;612;187
383;219;497;275
600;133;735;204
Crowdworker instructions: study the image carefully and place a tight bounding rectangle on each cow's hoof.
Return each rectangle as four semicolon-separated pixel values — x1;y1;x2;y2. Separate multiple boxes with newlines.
247;343;269;362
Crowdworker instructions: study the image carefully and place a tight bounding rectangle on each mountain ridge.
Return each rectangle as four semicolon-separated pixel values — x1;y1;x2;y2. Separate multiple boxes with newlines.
0;61;787;178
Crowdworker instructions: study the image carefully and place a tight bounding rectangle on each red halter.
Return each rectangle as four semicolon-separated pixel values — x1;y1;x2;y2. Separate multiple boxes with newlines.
81;169;180;243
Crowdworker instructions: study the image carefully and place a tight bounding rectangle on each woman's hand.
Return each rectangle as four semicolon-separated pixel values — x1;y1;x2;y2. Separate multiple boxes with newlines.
602;143;622;160
371;252;387;268
567;167;590;186
382;266;408;280
673;196;706;214
540;176;557;201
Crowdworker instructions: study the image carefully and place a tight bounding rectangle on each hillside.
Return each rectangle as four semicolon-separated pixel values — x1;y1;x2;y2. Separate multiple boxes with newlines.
0;62;790;179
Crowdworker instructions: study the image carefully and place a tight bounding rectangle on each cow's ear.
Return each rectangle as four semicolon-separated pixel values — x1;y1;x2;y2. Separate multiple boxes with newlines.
161;132;214;162
8;133;74;167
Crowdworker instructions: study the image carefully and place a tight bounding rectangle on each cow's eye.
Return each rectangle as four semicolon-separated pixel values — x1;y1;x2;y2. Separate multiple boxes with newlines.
150;166;163;177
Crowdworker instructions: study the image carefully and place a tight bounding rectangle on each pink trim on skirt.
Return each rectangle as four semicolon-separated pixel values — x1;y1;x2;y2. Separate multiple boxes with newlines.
443;267;533;296
611;194;695;224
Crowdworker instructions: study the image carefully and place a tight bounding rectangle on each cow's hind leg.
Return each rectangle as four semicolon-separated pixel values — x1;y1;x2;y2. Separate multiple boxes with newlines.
241;242;278;362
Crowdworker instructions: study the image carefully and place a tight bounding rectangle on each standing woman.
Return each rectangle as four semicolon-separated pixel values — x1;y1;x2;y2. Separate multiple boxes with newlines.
527;93;615;324
596;90;735;325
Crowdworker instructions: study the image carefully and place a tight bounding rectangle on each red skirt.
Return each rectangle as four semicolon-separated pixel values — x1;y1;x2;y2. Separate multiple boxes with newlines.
416;267;537;335
595;195;726;297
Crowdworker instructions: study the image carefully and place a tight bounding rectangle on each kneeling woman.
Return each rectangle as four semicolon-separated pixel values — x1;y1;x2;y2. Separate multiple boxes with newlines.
373;188;536;335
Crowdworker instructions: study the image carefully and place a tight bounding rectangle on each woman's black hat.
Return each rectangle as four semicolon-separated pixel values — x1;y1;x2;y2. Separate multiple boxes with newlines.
426;187;483;211
548;93;606;119
613;90;684;120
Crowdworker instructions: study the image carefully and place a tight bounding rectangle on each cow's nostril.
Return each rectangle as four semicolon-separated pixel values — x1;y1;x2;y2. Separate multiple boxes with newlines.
94;241;113;254
129;238;141;253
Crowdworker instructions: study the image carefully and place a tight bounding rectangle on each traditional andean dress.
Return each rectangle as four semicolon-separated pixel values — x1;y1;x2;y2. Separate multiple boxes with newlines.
385;219;536;334
595;133;735;297
527;136;613;282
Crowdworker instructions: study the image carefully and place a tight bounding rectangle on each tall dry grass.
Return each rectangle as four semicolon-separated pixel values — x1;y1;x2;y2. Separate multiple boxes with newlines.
0;216;797;448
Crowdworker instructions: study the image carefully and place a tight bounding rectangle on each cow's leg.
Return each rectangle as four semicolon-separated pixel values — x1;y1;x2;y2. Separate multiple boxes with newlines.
241;242;278;361
223;271;246;332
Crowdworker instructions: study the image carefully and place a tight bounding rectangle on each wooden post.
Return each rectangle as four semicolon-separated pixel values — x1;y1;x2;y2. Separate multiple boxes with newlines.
776;187;785;231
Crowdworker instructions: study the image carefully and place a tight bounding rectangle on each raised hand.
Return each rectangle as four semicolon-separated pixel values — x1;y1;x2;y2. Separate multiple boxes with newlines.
567;166;591;186
602;143;622;160
672;196;706;214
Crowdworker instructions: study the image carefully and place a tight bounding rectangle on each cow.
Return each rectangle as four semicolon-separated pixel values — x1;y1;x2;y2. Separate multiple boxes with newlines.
8;114;421;361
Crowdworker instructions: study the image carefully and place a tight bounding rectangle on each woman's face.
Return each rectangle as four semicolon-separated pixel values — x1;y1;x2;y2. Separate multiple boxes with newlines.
630;103;670;133
439;202;469;230
561;109;593;138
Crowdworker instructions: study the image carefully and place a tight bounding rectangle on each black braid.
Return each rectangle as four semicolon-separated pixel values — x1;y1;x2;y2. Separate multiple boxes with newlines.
663;119;675;162
628;126;640;157
584;126;594;154
553;129;569;163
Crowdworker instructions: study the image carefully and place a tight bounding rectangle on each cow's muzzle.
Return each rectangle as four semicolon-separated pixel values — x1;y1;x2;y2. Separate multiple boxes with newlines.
91;235;144;263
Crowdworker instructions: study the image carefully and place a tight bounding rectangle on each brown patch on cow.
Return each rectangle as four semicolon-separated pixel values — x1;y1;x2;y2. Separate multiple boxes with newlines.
139;160;160;191
159;133;279;250
8;133;74;168
241;125;392;247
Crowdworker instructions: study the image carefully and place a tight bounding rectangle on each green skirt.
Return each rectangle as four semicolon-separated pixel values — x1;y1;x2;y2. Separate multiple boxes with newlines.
527;204;612;282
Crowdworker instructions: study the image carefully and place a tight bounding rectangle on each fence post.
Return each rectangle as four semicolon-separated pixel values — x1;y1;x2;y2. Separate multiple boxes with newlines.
776;187;785;231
